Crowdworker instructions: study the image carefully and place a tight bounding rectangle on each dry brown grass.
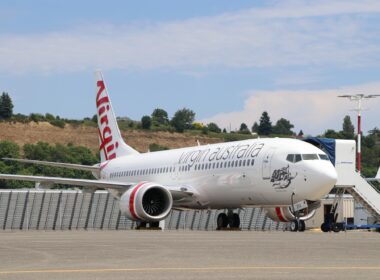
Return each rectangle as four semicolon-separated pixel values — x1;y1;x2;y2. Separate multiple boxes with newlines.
0;122;221;154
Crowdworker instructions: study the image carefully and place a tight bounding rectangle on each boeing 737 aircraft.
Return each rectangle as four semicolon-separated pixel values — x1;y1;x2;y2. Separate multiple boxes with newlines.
0;71;337;231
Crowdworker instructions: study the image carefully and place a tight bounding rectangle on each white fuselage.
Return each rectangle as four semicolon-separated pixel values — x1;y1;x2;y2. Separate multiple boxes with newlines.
101;138;337;209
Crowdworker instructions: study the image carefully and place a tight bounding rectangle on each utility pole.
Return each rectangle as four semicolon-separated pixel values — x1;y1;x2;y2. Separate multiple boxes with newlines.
338;94;380;174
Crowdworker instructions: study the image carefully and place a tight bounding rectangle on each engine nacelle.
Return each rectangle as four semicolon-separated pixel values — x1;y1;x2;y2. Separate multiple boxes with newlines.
266;201;321;222
120;182;173;222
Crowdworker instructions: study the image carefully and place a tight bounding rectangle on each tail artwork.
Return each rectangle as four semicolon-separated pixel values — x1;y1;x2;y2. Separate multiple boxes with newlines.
95;71;139;162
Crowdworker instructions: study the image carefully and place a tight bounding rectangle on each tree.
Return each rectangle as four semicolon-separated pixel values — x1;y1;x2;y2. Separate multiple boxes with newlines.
273;118;294;135
222;128;227;133
151;108;169;127
323;129;343;139
192;122;204;130
341;115;355;139
141;115;152;129
170;108;195;132
239;123;250;134
258;111;272;135
0;141;19;158
207;122;221;133
91;114;98;123
298;130;304;138
251;122;259;133
0;92;14;119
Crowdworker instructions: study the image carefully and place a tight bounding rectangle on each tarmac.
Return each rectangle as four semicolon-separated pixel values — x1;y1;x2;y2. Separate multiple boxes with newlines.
0;230;379;280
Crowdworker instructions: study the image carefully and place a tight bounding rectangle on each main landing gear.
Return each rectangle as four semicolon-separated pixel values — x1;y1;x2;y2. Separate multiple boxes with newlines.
290;219;306;232
216;210;240;230
135;221;160;230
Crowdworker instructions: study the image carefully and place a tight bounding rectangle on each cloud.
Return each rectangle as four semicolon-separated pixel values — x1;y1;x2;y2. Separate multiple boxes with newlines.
1;0;380;74
199;82;380;135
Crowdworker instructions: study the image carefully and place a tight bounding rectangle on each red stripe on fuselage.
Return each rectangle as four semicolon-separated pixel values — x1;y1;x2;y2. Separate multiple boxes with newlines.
275;207;287;222
129;182;146;220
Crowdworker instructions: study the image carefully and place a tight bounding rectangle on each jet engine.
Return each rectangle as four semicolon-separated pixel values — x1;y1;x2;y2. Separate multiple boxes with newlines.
120;182;173;222
266;201;321;222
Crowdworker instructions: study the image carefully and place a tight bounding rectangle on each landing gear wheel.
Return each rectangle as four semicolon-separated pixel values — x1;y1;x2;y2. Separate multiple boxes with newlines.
217;213;228;230
298;220;306;232
332;223;341;233
290;220;299;232
150;222;160;229
321;222;330;233
136;221;147;230
230;213;240;229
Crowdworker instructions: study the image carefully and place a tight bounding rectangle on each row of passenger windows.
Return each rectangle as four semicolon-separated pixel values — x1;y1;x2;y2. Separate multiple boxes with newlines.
110;166;175;179
110;158;255;179
286;153;329;163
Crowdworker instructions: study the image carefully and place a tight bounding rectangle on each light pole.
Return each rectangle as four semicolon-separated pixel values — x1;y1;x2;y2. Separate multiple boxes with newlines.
338;94;380;174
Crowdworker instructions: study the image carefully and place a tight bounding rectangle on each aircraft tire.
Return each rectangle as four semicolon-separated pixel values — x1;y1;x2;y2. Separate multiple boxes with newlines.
150;222;160;228
298;220;306;232
290;220;299;232
136;221;147;230
217;213;228;230
321;222;330;233
230;213;240;229
332;223;341;233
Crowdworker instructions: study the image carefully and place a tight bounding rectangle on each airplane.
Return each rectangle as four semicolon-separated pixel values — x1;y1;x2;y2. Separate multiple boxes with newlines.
366;167;380;182
0;71;338;232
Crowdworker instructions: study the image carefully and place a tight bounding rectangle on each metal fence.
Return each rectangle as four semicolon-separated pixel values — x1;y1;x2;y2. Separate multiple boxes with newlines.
0;190;286;231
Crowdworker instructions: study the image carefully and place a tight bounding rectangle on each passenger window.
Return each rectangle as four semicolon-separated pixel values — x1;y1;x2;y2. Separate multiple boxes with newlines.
251;159;255;166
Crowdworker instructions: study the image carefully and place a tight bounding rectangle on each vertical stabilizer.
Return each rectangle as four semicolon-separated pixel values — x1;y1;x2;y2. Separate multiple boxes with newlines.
376;167;380;180
95;71;139;162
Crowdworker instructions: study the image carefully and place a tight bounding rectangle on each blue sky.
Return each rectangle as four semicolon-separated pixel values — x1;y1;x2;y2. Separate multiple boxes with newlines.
1;0;380;135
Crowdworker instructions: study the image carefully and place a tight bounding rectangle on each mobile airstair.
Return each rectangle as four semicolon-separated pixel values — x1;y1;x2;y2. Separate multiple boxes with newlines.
344;172;380;221
305;138;380;229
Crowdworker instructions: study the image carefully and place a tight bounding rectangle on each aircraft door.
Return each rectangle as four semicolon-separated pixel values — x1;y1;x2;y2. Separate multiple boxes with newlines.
262;148;276;180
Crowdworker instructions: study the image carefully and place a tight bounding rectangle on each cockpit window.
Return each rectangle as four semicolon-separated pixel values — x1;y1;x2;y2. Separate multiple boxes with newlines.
302;154;319;160
294;154;302;162
287;154;302;163
319;154;329;160
286;154;294;162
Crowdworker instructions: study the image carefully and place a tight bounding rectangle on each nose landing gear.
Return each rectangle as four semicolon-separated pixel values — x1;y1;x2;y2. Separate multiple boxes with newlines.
216;211;240;230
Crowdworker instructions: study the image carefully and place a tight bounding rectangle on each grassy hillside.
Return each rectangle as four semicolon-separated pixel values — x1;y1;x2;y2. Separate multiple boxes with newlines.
0;121;234;154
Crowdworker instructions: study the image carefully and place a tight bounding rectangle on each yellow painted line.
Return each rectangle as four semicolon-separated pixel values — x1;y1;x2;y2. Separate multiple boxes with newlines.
0;266;380;274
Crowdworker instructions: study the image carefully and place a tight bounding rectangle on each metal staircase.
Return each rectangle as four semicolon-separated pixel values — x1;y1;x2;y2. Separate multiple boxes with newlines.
345;172;380;221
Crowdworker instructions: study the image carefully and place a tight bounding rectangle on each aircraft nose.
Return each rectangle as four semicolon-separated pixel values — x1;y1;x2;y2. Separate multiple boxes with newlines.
318;165;338;194
321;167;337;188
308;164;337;200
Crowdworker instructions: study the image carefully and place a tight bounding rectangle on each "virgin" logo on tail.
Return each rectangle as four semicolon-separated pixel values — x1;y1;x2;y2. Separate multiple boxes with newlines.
96;80;118;160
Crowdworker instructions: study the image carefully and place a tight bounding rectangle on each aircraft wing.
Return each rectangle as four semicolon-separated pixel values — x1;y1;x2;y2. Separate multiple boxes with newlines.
0;173;196;203
0;173;131;190
2;158;99;173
